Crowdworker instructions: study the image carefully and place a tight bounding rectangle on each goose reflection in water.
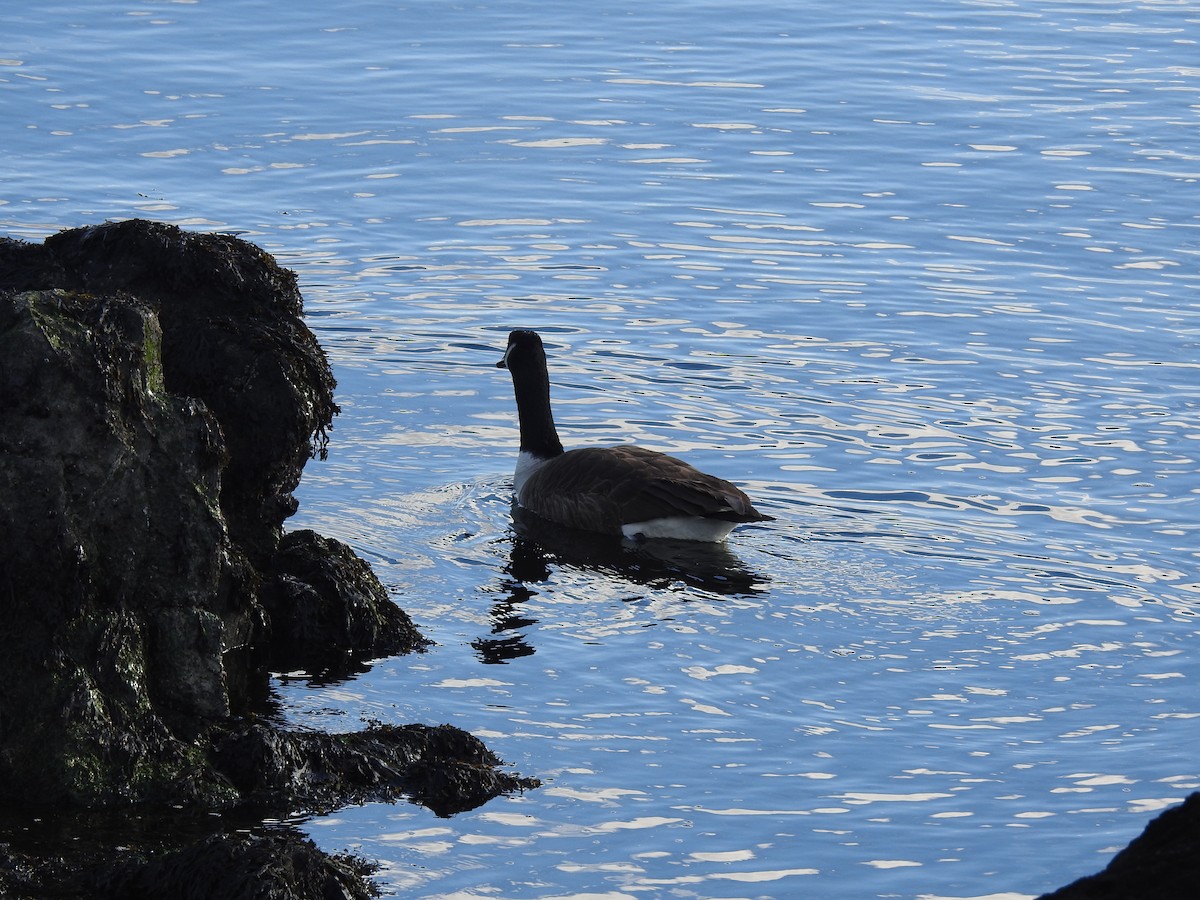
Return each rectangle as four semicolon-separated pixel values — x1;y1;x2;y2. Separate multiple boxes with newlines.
471;504;769;665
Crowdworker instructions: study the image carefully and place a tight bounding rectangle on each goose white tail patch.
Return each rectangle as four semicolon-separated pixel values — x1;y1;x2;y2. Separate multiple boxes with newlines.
621;516;737;543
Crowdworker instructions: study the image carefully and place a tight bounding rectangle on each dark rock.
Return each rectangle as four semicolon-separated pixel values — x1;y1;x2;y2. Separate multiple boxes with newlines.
1040;793;1200;900
0;287;248;805
263;529;430;677
0;820;378;900
0;221;537;900
101;831;379;900
0;219;340;564
213;722;538;817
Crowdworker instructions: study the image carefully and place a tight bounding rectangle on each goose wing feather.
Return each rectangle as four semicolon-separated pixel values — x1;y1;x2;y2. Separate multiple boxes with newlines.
520;445;770;533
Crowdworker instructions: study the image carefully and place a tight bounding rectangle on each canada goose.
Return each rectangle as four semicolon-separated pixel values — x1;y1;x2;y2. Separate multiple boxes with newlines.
496;329;772;541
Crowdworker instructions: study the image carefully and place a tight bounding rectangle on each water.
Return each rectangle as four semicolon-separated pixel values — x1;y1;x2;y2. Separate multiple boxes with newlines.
5;1;1199;897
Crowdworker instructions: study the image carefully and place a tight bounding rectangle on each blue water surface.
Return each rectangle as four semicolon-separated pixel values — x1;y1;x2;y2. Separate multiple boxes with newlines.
4;1;1199;897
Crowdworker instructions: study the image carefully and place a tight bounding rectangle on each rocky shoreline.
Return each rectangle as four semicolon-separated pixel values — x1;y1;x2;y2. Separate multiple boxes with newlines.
0;220;536;898
1;219;1192;898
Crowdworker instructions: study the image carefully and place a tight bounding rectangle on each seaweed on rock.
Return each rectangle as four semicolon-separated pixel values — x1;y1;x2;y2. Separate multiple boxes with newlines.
0;220;537;899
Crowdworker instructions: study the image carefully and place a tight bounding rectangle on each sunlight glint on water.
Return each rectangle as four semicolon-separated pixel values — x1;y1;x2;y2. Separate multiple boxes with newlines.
4;0;1199;896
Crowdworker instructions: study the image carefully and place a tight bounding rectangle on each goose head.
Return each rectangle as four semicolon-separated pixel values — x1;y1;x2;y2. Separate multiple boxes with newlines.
495;329;547;378
497;329;564;460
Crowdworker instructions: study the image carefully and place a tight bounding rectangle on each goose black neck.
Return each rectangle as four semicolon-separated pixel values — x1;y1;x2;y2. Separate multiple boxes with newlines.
511;346;565;459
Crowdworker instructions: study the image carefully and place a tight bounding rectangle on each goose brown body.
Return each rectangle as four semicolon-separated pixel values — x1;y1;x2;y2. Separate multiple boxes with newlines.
497;330;772;541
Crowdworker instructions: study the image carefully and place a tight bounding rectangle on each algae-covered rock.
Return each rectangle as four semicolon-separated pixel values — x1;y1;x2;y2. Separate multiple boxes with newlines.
263;529;430;676
101;831;380;900
0;820;380;900
1;219;340;565
214;721;537;818
0;221;537;899
0;288;246;805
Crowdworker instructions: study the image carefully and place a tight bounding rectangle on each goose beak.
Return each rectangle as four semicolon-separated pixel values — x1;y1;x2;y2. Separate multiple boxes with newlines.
496;344;512;369
496;357;507;369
